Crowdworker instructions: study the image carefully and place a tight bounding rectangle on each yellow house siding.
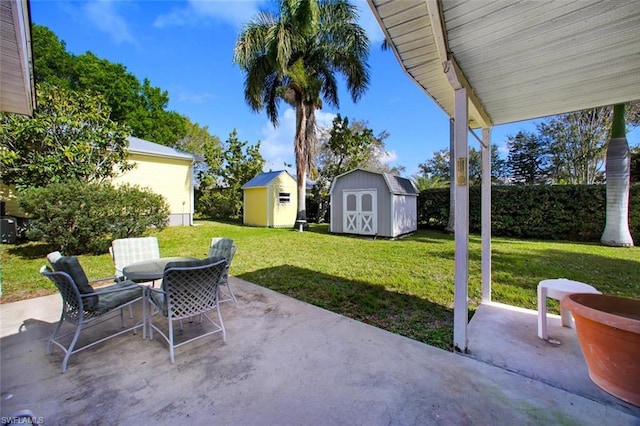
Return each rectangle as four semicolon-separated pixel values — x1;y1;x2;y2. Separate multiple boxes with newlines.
0;184;24;217
243;187;268;226
111;152;192;225
269;175;297;228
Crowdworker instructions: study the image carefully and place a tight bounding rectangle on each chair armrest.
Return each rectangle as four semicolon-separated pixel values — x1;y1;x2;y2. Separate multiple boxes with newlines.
148;287;165;297
89;275;119;285
81;283;142;297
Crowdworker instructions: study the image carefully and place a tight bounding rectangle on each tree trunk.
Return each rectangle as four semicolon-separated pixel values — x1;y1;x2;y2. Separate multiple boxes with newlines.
294;101;308;227
445;119;455;233
601;104;634;247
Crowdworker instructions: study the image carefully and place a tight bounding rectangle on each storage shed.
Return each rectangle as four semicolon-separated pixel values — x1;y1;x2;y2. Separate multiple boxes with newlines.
242;171;297;228
329;169;418;238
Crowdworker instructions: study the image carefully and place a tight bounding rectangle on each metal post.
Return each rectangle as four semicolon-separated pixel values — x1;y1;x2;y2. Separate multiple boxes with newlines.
453;87;469;352
481;128;492;302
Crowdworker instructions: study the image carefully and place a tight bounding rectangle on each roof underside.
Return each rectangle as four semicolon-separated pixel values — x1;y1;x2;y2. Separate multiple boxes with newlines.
0;0;35;116
368;0;640;128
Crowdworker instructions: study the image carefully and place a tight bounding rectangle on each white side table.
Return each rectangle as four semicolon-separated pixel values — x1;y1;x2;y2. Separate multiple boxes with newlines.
537;278;601;340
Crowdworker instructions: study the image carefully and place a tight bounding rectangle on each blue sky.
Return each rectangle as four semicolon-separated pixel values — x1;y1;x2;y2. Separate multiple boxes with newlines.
30;0;639;177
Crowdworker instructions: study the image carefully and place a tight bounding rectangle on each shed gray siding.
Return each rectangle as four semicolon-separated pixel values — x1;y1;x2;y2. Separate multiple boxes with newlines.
392;194;417;236
330;169;417;238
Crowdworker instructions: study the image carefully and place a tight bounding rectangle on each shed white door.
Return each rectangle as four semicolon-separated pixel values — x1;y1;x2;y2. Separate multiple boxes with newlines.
343;190;377;235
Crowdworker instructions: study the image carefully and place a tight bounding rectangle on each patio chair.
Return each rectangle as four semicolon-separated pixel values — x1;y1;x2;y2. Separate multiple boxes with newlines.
208;238;238;305
40;256;144;373
110;237;160;278
147;257;227;364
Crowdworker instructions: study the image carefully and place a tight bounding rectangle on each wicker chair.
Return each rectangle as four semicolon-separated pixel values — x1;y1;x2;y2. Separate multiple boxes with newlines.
40;256;143;373
208;238;238;305
147;257;227;364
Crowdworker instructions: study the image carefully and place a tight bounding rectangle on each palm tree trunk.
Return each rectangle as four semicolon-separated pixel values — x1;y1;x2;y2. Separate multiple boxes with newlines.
294;101;308;228
601;104;634;247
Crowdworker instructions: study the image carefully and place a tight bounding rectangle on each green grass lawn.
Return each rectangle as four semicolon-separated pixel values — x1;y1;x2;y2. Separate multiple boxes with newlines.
2;220;639;350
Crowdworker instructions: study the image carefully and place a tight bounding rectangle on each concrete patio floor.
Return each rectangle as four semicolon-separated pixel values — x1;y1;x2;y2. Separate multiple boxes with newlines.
1;277;638;425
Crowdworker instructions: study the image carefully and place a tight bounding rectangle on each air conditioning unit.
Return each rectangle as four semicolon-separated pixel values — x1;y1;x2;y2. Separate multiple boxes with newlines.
1;216;17;244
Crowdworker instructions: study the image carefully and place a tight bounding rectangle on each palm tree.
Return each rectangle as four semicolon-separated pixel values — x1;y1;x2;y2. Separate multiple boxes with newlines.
601;104;634;247
234;0;370;228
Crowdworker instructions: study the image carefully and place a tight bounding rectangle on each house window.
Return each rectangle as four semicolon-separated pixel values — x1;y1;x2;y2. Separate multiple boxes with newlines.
278;192;291;204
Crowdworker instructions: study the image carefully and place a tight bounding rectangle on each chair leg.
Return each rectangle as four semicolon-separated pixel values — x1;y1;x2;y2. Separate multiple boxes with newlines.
62;322;83;373
47;315;65;355
225;282;238;306
217;305;226;343
169;319;175;364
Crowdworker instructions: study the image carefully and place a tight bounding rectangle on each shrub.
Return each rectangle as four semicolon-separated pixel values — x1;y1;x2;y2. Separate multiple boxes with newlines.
110;184;170;239
418;184;640;242
19;181;169;254
197;189;241;220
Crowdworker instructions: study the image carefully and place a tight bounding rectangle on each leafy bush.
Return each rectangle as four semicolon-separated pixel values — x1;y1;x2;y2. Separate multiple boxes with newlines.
197;189;241;220
110;184;170;239
418;184;640;242
19;181;169;254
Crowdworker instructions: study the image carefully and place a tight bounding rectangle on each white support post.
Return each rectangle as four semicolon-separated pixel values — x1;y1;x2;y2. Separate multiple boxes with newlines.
453;87;469;352
481;128;492;302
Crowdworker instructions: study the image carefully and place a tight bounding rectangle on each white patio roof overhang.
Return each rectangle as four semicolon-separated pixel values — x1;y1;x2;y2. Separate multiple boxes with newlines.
367;0;640;351
0;0;35;116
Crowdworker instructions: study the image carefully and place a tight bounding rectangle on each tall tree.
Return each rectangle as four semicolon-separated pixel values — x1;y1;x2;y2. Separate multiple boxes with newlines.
419;145;506;186
311;114;395;220
536;102;640;184
630;146;640;183
537;111;607;184
32;25;188;146
0;84;132;189
601;104;634;247
174;121;223;187
197;130;264;219
507;131;551;185
32;25;73;89
234;0;370;228
418;149;450;181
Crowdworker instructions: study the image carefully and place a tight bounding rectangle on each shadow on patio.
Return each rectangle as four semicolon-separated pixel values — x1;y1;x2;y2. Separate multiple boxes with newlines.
1;271;638;424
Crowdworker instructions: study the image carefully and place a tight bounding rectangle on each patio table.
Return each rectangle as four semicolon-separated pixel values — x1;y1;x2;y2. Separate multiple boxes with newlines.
123;257;199;283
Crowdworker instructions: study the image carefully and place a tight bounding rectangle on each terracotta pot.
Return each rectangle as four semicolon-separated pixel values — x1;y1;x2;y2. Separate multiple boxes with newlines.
562;293;640;406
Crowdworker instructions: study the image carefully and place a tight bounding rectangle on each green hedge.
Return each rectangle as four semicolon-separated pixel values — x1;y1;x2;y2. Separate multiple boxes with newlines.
418;184;640;242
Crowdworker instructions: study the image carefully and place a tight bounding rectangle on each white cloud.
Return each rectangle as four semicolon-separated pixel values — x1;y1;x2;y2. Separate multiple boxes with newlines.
153;1;384;44
175;89;218;104
381;150;398;164
83;0;136;45
154;0;266;30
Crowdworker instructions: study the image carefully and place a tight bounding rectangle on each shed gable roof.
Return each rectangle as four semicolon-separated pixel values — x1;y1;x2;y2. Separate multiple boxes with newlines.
127;136;194;161
332;168;418;196
242;170;295;189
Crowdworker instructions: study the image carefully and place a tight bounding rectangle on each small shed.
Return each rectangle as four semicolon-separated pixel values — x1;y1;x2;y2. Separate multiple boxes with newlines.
242;171;297;228
329;169;418;238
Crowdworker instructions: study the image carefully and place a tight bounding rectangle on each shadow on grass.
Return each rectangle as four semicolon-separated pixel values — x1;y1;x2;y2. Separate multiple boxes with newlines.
491;248;640;298
3;242;55;260
238;264;454;351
